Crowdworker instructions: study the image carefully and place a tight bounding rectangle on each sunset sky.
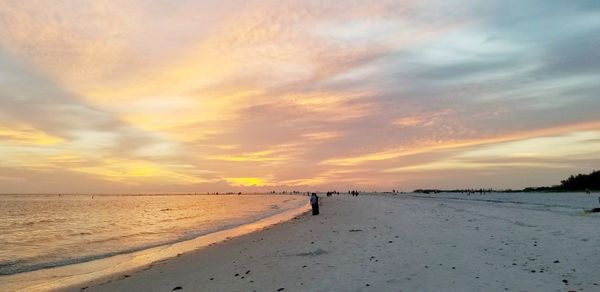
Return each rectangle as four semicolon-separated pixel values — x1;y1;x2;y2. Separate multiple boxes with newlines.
1;0;599;193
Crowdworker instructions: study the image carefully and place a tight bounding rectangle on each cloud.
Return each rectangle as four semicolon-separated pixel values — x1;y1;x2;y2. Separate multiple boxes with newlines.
0;0;599;192
327;121;600;167
225;177;273;187
383;128;600;175
0;124;64;145
302;131;342;141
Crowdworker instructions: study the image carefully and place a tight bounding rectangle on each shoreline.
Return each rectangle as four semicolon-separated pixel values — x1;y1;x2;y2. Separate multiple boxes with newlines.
0;200;310;292
72;194;599;292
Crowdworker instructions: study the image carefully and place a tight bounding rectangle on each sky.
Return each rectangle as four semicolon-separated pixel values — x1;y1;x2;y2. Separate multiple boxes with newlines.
0;0;599;193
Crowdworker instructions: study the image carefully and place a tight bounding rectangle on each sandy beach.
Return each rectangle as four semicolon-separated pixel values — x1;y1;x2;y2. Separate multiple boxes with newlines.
65;194;599;292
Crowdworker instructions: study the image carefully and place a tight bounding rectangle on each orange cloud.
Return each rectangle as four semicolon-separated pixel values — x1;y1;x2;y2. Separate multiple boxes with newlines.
73;159;211;184
302;131;342;141
225;177;272;187
0;124;63;145
324;120;600;166
207;143;301;164
392;109;453;127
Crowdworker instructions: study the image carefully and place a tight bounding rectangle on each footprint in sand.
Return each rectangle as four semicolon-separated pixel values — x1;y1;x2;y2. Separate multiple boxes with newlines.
514;221;537;228
295;249;328;257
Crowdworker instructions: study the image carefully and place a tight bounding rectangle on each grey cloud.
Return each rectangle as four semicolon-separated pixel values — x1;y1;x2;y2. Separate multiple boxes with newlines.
0;50;118;135
0;49;173;159
536;29;600;77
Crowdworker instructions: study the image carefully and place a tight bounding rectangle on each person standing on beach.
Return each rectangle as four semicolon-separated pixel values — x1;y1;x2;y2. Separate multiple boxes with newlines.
310;193;319;215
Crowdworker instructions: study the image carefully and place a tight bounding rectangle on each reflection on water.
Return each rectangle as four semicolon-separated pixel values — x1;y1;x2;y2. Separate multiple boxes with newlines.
0;194;306;275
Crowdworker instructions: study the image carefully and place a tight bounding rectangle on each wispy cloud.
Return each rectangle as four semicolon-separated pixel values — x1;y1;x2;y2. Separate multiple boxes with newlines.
0;0;599;192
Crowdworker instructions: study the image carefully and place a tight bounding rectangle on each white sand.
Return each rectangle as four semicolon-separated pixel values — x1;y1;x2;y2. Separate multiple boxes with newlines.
66;194;599;292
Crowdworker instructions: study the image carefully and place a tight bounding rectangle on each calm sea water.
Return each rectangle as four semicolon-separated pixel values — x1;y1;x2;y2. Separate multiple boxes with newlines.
0;194;306;275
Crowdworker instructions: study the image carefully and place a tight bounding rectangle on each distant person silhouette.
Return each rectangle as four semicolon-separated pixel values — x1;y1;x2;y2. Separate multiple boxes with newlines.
310;193;319;215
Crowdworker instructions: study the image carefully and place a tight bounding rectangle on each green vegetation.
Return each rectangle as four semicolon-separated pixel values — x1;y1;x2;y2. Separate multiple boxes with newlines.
524;170;600;192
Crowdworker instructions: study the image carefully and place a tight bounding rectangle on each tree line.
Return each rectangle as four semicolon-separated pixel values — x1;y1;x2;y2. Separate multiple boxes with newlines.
524;170;600;192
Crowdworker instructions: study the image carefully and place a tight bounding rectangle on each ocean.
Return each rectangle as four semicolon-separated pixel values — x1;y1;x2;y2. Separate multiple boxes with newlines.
0;194;307;276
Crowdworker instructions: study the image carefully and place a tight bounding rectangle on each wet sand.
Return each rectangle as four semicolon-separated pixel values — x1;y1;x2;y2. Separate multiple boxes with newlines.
68;194;600;292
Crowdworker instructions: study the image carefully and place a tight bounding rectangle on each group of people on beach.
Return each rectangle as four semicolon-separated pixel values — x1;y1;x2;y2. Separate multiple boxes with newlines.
326;191;339;197
309;190;363;216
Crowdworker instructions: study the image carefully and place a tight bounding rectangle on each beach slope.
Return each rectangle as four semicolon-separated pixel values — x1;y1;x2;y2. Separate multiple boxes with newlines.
71;195;599;291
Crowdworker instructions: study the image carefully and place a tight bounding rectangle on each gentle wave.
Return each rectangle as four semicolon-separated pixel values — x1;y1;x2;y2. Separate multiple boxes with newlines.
0;194;307;276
